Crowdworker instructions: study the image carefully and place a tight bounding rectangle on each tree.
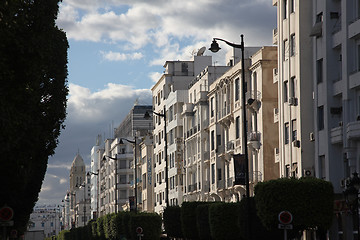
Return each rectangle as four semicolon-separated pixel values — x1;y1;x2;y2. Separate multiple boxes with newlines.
0;0;68;235
254;177;334;238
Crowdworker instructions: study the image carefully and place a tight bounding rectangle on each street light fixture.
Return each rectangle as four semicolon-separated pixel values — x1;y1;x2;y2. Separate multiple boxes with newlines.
209;34;251;240
144;107;169;208
119;137;138;212
103;155;118;213
344;172;360;240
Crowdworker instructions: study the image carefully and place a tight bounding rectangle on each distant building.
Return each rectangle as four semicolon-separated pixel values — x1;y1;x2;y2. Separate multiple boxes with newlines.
28;205;61;238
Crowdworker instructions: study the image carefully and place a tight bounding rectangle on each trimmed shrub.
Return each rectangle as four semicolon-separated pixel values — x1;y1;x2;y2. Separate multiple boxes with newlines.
163;206;183;239
181;201;208;239
255;177;334;237
129;212;162;240
110;212;127;240
89;219;98;240
196;204;213;240
122;211;133;239
96;216;106;240
209;203;241;240
238;197;282;240
57;230;70;240
104;213;114;239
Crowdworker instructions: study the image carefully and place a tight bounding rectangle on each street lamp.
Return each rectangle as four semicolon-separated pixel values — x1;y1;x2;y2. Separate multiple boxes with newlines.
103;155;118;213
209;34;251;240
344;172;360;240
119;137;137;212
144;107;169;208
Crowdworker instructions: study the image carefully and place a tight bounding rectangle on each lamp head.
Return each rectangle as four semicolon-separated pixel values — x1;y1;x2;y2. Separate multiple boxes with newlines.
209;39;221;53
119;139;124;144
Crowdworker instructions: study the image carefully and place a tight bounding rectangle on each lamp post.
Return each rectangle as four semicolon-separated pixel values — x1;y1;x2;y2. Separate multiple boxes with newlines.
120;137;137;212
144;107;169;208
344;172;360;240
209;34;251;239
103;155;118;213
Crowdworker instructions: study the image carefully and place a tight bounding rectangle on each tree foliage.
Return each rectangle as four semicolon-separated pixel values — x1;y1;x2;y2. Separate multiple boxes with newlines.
254;177;334;237
0;0;68;234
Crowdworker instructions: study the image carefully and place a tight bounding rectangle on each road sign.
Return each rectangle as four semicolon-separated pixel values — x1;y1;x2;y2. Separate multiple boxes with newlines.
278;211;293;225
0;206;14;221
0;221;14;227
136;227;143;234
278;224;293;229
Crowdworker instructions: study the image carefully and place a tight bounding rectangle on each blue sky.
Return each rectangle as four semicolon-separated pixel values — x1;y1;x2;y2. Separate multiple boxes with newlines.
37;0;277;206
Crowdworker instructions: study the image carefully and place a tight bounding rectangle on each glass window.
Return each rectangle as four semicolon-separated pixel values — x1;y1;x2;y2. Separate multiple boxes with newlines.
290;0;295;13
290;34;295;56
284;122;289;144
211;164;215;184
283;39;288;60
284;81;288;102
211;130;215;150
291;119;297;141
236;116;240;139
283;0;288;19
235;78;240;101
318;106;324;130
317;59;323;83
210;97;214;118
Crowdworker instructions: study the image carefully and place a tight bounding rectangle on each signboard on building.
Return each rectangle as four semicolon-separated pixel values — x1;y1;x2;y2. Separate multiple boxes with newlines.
233;154;246;185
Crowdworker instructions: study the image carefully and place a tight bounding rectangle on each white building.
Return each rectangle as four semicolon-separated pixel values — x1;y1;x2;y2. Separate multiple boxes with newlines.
139;135;154;212
273;0;315;178
151;55;212;213
28;205;61;238
182;65;230;202
90;135;101;219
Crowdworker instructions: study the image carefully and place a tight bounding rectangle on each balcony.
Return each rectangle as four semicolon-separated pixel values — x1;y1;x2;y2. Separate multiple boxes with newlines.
226;140;234;152
273;68;278;83
347;121;360;140
274;108;279;123
203;181;210;192
247;131;261;150
188;183;197;192
227;177;234;188
330;126;343;144
349;17;360;39
182;103;194;115
246;90;261;112
272;28;278;45
217;180;224;189
197;91;208;104
203;151;210;161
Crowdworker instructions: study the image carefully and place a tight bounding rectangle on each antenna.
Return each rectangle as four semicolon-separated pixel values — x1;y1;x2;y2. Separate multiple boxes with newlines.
197;46;206;56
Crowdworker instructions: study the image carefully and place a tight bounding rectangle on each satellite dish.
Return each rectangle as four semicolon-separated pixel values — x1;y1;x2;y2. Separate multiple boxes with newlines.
197;46;206;56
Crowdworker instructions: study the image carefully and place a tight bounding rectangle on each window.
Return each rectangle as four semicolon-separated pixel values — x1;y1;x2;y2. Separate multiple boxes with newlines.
283;39;288;60
157;92;161;105
316;12;323;23
210;97;214;117
290;0;295;13
211;130;215;150
291;119;297;141
283;0;288;19
317;58;323;83
290;34;295;56
284;122;289;144
290;77;296;98
318;106;324;130
235;78;240;101
236;116;240;139
119;175;127;184
211;164;215;184
217;168;222;181
284;81;288;102
285;165;290;178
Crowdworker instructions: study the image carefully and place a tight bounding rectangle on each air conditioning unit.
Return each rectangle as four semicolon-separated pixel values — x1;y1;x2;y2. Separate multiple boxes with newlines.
293;140;300;148
309;132;315;141
303;169;314;177
288;97;297;106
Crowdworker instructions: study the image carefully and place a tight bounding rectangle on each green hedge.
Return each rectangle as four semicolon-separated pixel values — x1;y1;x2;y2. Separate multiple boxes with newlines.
209;203;241;240
255;177;334;236
96;216;106;240
129;212;162;240
163;206;183;239
196;204;213;240
181;201;209;239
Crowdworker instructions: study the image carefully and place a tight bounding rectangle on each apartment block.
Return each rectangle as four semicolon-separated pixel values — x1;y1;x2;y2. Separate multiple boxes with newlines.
151;55;212;213
273;0;315;178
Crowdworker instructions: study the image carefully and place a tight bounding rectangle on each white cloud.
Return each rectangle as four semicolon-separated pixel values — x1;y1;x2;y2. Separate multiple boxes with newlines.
101;51;144;61
148;72;162;83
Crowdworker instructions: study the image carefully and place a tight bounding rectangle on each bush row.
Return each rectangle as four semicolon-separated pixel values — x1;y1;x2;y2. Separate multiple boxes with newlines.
55;211;162;240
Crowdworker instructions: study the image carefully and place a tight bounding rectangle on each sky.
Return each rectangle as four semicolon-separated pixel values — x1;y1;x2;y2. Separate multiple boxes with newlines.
36;0;277;206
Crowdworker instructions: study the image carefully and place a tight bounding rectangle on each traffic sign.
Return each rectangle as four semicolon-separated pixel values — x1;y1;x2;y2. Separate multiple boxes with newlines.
278;224;293;229
278;211;293;225
0;206;14;221
136;227;143;234
0;221;14;227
